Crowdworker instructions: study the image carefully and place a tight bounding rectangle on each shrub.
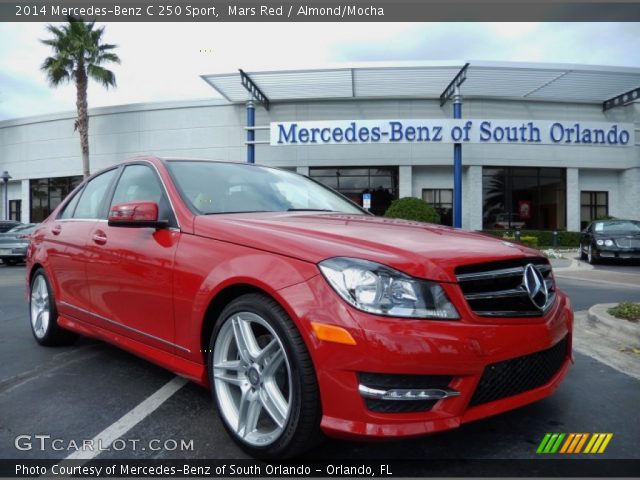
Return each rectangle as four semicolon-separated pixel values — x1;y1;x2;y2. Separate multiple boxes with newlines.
503;235;539;249
384;197;440;223
482;229;581;248
607;302;640;322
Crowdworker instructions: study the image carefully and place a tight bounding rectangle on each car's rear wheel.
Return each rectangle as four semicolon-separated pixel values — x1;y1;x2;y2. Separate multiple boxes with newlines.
30;269;77;346
208;293;321;458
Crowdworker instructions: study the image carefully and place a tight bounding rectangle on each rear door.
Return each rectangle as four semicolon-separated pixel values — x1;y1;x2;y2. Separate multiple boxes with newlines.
45;169;119;324
85;163;181;353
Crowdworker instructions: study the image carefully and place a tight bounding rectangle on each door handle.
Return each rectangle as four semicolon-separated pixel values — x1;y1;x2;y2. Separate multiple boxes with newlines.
52;225;62;236
92;231;107;245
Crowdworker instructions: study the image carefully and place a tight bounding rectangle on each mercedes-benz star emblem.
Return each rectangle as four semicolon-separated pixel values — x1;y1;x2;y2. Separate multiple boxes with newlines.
523;264;549;310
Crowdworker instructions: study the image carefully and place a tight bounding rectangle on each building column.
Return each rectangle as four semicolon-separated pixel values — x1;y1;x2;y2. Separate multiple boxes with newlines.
296;166;309;176
463;166;482;231
566;168;580;232
399;166;412;198
21;179;30;223
619;167;640;220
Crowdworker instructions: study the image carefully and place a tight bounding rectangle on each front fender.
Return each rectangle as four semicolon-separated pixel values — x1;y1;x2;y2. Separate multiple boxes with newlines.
172;234;319;362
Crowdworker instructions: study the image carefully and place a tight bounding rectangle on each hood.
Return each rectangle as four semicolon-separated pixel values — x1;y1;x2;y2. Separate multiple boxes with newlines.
194;212;541;282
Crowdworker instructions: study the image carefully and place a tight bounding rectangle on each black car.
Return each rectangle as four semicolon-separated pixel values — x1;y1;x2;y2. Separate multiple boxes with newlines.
0;220;21;233
580;219;640;264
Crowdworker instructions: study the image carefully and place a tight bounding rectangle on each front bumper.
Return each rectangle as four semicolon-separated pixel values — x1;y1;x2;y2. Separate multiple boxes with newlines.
594;245;640;259
278;274;573;439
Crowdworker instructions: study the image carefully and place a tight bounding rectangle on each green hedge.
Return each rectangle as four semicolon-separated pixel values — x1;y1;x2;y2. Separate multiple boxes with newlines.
384;197;441;223
502;235;539;249
481;229;582;248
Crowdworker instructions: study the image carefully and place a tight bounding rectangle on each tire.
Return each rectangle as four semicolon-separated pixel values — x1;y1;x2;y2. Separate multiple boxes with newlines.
587;244;598;265
580;244;587;261
208;293;321;459
29;268;77;346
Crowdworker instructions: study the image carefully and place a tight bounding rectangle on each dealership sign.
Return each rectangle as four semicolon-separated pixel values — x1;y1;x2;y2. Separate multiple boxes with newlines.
270;119;634;147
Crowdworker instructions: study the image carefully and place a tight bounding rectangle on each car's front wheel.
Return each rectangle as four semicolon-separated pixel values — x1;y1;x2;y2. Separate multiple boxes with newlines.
29;269;77;346
587;244;598;265
208;293;321;459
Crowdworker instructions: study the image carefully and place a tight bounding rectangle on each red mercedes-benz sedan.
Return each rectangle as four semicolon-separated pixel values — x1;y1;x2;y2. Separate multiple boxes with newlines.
26;157;573;458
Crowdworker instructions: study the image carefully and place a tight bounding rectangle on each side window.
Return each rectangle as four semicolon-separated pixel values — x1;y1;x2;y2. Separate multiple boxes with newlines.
110;164;176;226
111;165;163;205
73;169;117;219
59;188;83;219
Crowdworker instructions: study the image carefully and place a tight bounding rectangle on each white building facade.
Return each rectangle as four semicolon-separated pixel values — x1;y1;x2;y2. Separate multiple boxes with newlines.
1;62;639;231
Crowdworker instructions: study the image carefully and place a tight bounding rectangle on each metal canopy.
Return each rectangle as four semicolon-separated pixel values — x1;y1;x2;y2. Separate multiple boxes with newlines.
201;61;640;106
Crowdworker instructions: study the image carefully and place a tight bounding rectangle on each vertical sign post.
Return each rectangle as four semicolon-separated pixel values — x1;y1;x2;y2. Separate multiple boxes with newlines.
440;63;468;229
247;100;255;164
453;87;462;228
239;69;270;164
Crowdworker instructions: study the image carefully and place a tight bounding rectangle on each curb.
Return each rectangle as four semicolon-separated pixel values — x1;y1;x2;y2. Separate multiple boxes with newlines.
587;303;640;344
550;255;594;272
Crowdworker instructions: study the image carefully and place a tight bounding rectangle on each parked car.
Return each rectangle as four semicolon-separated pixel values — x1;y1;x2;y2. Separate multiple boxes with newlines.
580;219;640;264
26;157;573;458
494;213;526;229
0;220;21;233
0;223;38;265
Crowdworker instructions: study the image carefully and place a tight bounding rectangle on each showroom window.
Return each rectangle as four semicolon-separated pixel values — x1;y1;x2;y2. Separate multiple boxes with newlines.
9;200;21;222
482;167;566;230
309;167;398;216
30;175;83;222
422;188;453;226
580;191;608;230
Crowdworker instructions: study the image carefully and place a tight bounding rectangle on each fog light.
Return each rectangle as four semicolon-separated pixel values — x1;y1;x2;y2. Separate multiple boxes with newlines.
358;384;460;401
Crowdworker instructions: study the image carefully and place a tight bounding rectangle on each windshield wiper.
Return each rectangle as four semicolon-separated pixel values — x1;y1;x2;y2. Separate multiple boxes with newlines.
204;210;275;215
287;208;337;212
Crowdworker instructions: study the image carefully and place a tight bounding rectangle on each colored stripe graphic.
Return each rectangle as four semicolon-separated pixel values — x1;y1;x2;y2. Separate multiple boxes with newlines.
536;433;613;454
537;433;552;454
538;433;613;454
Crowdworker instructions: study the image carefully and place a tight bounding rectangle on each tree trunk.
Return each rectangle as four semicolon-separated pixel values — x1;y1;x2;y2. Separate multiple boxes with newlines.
75;62;90;178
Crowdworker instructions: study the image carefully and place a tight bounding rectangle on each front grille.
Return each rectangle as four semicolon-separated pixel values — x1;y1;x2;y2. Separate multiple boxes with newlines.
615;238;640;248
359;372;453;413
469;336;568;406
455;257;555;317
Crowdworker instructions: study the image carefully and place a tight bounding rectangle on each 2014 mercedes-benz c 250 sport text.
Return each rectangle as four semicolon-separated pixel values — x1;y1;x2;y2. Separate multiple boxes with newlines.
26;157;573;458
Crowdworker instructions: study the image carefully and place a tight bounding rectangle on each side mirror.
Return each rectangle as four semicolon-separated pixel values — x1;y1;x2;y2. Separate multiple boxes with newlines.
108;202;169;229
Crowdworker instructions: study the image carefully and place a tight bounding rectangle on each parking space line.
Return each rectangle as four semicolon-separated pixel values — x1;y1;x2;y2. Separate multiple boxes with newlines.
64;376;188;460
555;273;640;289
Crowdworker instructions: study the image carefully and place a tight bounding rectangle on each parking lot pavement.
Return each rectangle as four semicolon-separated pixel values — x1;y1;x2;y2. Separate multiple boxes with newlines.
1;263;639;464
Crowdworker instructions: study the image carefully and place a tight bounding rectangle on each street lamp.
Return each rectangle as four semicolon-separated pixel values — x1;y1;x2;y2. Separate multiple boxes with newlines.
1;171;11;221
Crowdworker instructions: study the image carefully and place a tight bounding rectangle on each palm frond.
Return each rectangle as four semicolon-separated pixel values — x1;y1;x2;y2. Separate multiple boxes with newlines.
87;64;117;88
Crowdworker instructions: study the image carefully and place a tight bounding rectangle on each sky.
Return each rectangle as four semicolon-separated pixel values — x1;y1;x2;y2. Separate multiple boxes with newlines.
1;22;639;120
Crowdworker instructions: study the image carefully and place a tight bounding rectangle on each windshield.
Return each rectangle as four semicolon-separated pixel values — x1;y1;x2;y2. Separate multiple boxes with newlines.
167;161;365;215
594;220;640;234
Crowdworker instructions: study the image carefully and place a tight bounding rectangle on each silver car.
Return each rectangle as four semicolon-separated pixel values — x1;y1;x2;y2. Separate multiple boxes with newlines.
0;223;39;266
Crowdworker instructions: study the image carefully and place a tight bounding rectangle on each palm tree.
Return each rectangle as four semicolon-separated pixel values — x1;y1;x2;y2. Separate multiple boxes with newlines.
41;16;120;178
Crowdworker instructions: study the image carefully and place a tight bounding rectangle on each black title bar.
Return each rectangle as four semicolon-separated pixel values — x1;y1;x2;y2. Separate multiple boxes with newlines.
3;1;640;22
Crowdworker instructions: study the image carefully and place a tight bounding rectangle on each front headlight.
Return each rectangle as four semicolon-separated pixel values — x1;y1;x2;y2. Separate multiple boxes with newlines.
596;239;604;246
318;257;459;320
604;239;614;247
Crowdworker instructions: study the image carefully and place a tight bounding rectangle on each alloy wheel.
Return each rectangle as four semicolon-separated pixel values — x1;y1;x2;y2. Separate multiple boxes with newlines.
213;312;292;447
30;275;50;339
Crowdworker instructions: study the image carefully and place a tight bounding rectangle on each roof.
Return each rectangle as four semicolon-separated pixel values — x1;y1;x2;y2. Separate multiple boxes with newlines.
201;61;640;105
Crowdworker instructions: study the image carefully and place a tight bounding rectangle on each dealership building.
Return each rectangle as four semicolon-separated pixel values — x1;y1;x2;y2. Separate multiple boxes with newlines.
1;61;639;231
